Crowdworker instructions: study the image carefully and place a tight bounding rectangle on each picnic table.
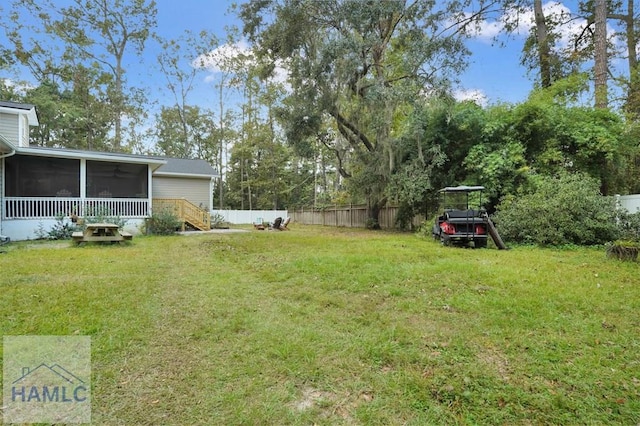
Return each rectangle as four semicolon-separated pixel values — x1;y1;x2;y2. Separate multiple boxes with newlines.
72;223;132;244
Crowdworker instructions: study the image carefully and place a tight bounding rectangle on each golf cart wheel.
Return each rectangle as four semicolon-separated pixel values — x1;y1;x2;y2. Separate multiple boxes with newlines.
440;234;450;246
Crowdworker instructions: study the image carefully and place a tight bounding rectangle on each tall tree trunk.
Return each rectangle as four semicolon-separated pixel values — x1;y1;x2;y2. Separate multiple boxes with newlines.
114;59;123;149
594;0;608;109
618;0;639;114
534;0;552;88
367;197;387;229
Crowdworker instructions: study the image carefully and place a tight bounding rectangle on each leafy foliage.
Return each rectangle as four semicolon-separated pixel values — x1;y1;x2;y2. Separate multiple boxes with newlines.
240;0;477;223
493;173;618;246
145;209;182;235
35;215;78;240
84;207;127;230
615;210;640;242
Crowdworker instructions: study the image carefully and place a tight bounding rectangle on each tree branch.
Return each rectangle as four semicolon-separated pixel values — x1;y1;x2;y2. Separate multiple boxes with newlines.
330;107;374;152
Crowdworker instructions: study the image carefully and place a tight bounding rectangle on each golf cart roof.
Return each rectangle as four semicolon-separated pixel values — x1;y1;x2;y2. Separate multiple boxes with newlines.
439;185;485;193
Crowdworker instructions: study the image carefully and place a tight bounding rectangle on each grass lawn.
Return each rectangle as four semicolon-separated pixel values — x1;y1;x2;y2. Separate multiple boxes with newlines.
1;226;639;424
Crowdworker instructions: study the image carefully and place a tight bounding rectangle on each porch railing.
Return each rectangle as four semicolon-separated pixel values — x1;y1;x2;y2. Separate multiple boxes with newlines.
2;197;151;219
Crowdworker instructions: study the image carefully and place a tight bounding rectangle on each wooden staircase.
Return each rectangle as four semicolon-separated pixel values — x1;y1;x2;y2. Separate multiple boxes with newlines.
153;198;211;231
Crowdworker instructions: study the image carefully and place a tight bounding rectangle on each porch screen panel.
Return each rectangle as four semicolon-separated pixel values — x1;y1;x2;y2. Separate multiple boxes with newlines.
86;161;148;198
5;155;80;196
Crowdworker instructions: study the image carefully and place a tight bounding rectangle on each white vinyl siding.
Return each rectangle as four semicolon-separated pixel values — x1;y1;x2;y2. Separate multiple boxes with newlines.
0;114;19;145
153;176;211;210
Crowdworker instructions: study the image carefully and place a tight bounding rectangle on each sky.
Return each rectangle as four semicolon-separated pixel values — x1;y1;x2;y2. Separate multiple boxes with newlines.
1;0;624;113
142;0;588;109
146;0;539;109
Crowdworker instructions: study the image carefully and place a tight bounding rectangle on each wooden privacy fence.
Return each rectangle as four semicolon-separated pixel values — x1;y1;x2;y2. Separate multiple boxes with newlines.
290;205;423;229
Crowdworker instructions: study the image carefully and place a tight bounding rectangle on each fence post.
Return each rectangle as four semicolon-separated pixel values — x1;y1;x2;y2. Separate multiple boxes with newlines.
350;203;353;228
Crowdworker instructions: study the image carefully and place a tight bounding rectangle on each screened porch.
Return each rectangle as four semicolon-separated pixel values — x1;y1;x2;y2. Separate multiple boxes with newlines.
2;154;153;220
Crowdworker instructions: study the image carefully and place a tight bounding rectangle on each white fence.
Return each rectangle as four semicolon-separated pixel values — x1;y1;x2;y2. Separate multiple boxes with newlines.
616;194;640;213
212;209;288;224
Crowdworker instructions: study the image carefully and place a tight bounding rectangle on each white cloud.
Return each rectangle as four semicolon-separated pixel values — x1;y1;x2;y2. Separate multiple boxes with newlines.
192;40;289;86
1;78;35;95
472;2;573;43
192;40;253;75
454;88;488;107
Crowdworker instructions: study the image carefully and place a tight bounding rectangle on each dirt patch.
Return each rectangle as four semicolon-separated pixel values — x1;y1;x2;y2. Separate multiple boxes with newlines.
292;386;336;412
477;346;511;382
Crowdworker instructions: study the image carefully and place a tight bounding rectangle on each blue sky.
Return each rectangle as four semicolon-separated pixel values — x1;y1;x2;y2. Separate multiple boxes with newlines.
146;0;538;108
144;0;596;110
2;1;619;112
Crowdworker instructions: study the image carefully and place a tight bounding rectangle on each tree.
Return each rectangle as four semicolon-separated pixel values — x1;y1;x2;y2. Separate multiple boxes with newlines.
153;105;218;165
155;30;219;156
594;0;608;108
607;0;639;115
195;33;250;209
241;0;490;227
533;0;552;88
225;55;292;210
14;0;157;150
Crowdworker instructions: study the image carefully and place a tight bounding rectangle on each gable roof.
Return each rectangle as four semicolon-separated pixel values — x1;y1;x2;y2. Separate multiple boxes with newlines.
153;157;218;179
0;100;39;126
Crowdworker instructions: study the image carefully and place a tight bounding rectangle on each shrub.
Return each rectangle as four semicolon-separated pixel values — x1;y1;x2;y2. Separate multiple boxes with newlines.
493;173;618;246
146;209;182;235
84;206;127;229
36;214;78;240
616;210;640;242
211;213;228;229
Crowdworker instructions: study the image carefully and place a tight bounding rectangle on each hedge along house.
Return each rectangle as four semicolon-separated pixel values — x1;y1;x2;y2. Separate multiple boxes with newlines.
0;100;217;241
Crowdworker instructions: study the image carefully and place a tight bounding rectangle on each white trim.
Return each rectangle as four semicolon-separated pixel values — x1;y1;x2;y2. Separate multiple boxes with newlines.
153;171;217;179
14;146;166;168
148;165;153;206
80;159;87;199
209;177;214;212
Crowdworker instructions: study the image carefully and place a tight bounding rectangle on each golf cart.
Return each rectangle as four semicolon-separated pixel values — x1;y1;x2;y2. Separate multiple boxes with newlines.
432;185;491;248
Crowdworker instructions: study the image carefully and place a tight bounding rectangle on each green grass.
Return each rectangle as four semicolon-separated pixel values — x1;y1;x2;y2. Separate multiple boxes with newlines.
1;227;639;424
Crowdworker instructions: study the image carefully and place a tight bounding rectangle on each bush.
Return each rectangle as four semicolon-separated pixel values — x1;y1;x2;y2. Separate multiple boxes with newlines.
36;214;78;240
493;173;618;246
84;206;127;229
146;209;182;235
616;210;640;242
211;213;229;229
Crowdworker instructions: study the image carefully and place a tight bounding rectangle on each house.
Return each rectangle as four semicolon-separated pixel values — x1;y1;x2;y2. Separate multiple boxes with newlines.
0;101;218;241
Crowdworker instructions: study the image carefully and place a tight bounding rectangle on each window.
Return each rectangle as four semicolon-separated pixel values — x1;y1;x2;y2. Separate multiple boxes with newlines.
86;161;148;198
5;155;80;197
